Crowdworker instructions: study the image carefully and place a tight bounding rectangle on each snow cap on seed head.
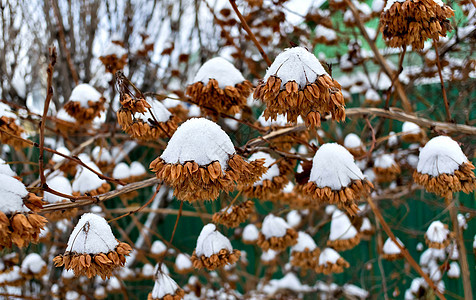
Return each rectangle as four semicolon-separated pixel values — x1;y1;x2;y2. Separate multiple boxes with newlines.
150;273;182;299
0;174;29;214
69;84;102;108
66;213;118;254
383;237;404;255
0;158;16;177
329;210;358;241
291;232;317;252
417;136;468;177
160;118;235;171
195;224;233;257
261;214;291;239
309;143;364;190
44;175;73;204
426;221;450;244
318;248;342;265
192;57;245;89
263;47;328;89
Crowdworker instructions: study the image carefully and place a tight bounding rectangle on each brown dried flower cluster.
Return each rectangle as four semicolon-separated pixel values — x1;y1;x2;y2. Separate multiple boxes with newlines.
402;131;424;143
374;164;401;183
191;248;241;270
150;155;266;202
186;79;253;116
301;179;374;216
257;228;298;251
64;98;106;123
148;290;185;300
382;252;403;261
0;211;47;249
315;257;350;274
413;162;476;199
425;228;453;249
0;115;29;149
212;200;255;228
44;202;79;221
72;182;111;197
254;75;345;129
99;53;128;74
241;160;293;200
327;235;361;251
53;242;132;280
380;0;454;50
290;248;321;270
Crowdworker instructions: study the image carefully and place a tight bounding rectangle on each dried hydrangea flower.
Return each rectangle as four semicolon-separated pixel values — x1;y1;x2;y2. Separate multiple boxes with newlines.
99;42;127;74
401;122;424;143
380;0;454;50
254;47;345;128
382;237;404;261
212;200;254;228
425;221;452;249
344;133;366;158
242;223;260;244
413;136;476;198
53;213;132;279
241;152;292;200
290;232;320;270
191;224;240;270
118;96;178;141
256;113;309;151
257;214;298;251
44;175;78;221
63;84;106;123
327;210;361;251
0;102;28;149
373;154;401;183
174;253;193;274
0;174;47;249
20;253;47;280
148;272;185;300
150;118;266;202
315;248;350;274
186;57;253;116
280;182;313;209
301;143;373;216
72;155;111;196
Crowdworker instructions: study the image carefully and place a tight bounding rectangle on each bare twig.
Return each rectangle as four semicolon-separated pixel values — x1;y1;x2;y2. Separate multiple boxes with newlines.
433;39;452;122
39;47;57;188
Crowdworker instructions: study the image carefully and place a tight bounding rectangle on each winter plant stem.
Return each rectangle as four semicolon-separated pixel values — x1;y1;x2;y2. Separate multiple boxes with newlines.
444;197;473;300
433;39;452;122
39;47;57;188
367;197;447;300
229;0;272;66
385;47;406;109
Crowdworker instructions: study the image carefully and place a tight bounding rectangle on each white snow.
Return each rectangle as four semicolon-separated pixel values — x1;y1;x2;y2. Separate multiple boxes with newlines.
417;136;468;176
402;121;421;135
69;84;102;108
257;112;289;127
138;96;172;123
261;249;278;262
291;232;317;252
263;47;329;89
309;143;365;190
51;146;71;163
426;221;449;243
192;57;245;89
130;161;146;177
44;175;73;203
388;131;398;147
261;214;291;239
383;237;404;255
0;102;18;120
447;242;459;260
72;157;107;194
375;154;397;168
261;273;312;295
420;248;446;266
113;163;130;180
365;89;380;102
102;42;127;57
195;224;233;257
0;266;21;285
0;174;29;214
360;217;372;232
249;152;279;186
319;248;342;265
243;224;259;242
372;0;386;12
286;210;302;228
151;273;180;299
0;158;16;177
142;264;155;277
448;261;460;278
66;213;119;254
329;210;359;241
175;253;192;271
57;108;76;122
344;133;363;149
92;146;113;163
161;118;235;170
325;205;337;215
315;25;337;41
343;284;369;298
151;240;167;255
21;253;46;274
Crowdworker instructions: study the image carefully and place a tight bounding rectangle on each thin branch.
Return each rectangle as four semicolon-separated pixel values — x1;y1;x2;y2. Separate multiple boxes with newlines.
39;47;56;188
433;39;452;122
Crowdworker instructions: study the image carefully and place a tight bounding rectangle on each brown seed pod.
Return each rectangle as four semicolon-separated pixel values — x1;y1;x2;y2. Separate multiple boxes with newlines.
291;248;321;270
327;235;361;252
212;200;255;228
0;115;29;149
315;248;350;274
63;97;106;124
191;248;241;271
0;211;48;249
380;0;454;50
99;52;128;74
257;228;298;252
